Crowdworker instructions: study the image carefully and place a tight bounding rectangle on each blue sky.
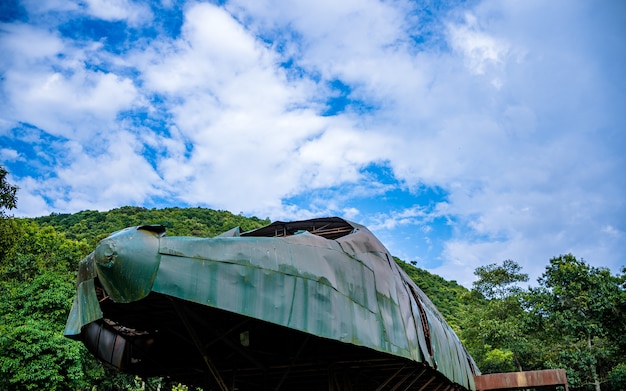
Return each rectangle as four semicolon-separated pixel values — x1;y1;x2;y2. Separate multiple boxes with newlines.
1;0;624;286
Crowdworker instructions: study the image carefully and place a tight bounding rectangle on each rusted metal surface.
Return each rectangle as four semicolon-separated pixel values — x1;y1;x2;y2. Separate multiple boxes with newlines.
65;217;480;390
474;369;568;390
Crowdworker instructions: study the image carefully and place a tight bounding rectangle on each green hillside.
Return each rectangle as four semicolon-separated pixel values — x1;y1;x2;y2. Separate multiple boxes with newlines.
33;206;270;246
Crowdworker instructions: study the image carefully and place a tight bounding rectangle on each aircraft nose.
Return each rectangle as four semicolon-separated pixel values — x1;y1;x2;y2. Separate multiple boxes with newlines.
93;226;164;303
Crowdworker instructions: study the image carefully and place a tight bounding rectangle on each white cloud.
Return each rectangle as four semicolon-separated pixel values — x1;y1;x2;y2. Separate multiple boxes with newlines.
19;0;152;26
447;12;509;76
0;25;143;140
83;0;153;26
6;70;139;139
0;148;20;161
49;131;163;212
131;2;396;215
342;207;360;220
368;205;439;231
19;0;80;15
0;24;65;66
10;176;54;217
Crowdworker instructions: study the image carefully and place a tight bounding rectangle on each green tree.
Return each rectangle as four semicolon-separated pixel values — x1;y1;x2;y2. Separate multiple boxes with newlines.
524;254;625;391
460;260;538;373
609;363;626;390
0;165;18;215
473;259;528;300
0;220;95;390
0;271;89;390
0;165;19;266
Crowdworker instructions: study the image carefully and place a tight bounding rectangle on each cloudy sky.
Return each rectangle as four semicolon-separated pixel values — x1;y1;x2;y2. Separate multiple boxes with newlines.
1;0;624;286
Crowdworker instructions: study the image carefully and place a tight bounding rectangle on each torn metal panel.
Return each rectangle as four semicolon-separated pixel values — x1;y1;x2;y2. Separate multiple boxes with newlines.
65;217;480;390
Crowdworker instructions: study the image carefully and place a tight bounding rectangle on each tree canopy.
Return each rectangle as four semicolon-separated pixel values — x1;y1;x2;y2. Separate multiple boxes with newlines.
459;256;626;390
0;164;18;216
0;165;20;278
472;259;529;300
524;255;626;391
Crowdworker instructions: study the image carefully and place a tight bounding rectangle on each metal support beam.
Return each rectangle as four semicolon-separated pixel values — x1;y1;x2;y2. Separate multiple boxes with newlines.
170;299;230;391
375;364;408;391
400;368;427;391
275;334;310;391
416;375;436;391
389;368;418;391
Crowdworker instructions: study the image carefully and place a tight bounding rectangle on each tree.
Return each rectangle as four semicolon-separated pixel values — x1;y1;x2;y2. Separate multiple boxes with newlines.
461;260;538;373
0;165;19;266
0;271;89;391
0;219;96;390
524;254;625;391
0;165;18;216
473;259;529;300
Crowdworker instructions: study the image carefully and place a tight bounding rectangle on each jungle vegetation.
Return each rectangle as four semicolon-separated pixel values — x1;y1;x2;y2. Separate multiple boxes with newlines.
1;166;624;390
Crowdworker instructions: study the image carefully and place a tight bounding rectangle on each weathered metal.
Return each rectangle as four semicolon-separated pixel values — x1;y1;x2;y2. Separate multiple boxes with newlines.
65;217;480;390
474;369;569;390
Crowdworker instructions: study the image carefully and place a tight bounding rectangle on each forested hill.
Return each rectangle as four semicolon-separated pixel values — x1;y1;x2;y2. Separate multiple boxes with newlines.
32;206;271;246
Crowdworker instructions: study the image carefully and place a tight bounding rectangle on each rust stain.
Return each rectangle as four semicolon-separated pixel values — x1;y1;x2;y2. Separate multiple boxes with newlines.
474;369;568;390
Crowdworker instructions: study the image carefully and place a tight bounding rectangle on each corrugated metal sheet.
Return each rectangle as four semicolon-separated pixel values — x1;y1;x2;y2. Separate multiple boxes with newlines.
65;217;480;390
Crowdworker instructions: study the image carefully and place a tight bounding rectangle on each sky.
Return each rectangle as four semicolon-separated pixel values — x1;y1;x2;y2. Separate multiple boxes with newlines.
1;0;624;287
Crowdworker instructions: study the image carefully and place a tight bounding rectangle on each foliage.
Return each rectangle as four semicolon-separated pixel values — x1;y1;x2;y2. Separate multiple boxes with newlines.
481;347;515;373
458;260;539;373
0;298;87;391
472;259;528;300
0;218;94;390
0;216;20;270
608;363;626;390
0;165;19;270
33;206;270;246
458;256;626;391
523;254;626;391
0;220;91;282
0;164;18;216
